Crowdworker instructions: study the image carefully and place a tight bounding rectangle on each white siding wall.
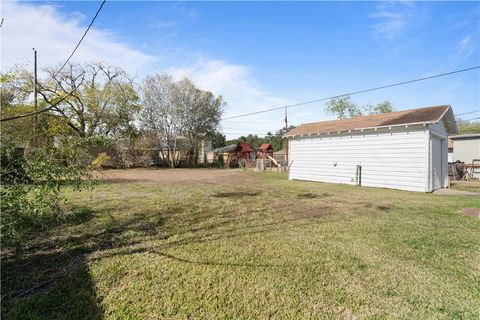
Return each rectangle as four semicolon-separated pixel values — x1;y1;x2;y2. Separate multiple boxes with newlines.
453;138;480;179
288;126;429;192
453;139;480;163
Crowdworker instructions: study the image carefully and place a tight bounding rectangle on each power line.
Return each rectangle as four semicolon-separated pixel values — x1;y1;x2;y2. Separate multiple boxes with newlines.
454;110;480;117
2;1;106;122
53;0;106;77
223;130;274;135
223;133;272;137
222;66;480;120
1;81;83;122
222;126;280;130
222;119;284;124
452;117;480;122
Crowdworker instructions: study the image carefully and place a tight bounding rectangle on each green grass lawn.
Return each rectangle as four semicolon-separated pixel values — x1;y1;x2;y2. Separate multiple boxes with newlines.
2;169;480;319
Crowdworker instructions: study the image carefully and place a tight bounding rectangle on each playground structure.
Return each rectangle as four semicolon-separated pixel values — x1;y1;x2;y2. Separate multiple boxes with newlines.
256;143;273;159
211;142;288;171
212;142;255;168
254;143;288;172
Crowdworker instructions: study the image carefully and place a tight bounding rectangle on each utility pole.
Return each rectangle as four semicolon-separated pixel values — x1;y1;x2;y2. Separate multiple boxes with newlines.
284;107;288;163
33;48;38;147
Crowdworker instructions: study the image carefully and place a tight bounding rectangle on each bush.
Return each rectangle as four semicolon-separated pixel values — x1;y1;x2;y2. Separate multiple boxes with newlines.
0;143;92;248
91;152;111;170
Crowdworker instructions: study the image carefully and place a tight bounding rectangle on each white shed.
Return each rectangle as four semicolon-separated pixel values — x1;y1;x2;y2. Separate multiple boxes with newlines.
286;105;458;192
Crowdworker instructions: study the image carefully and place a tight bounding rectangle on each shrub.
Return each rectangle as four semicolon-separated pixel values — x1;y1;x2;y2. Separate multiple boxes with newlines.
92;152;111;170
0;143;92;248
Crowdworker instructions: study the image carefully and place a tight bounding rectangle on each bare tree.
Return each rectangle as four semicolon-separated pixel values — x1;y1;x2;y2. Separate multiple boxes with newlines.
141;74;224;167
174;78;224;163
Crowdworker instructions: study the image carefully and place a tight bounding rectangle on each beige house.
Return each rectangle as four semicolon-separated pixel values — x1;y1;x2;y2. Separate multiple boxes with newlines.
450;133;480;178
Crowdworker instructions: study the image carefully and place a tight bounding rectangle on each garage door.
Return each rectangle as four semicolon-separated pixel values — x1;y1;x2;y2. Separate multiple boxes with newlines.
432;137;443;190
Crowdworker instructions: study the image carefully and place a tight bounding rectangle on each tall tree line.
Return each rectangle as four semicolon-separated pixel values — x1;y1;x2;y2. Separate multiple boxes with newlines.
1;62;226;168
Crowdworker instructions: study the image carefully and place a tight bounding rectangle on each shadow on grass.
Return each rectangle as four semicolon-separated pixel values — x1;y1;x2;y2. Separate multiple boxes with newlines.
91;207;334;269
297;192;333;199
2;256;104;320
213;191;262;198
1;192;332;319
94;214;333;271
297;192;318;199
1;204;168;320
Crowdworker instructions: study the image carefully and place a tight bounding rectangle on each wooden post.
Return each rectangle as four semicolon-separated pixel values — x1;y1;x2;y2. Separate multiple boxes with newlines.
284;107;288;164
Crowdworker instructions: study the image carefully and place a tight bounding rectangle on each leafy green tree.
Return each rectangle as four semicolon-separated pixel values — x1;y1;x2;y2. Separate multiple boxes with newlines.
40;63;140;139
1;71;46;146
225;125;296;152
1;143;92;248
458;120;480;134
365;101;395;115
7;63;140;141
326;96;395;119
210;131;226;148
325;96;363;119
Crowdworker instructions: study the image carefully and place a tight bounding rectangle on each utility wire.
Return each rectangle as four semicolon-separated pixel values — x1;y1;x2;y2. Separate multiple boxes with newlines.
1;82;83;122
223;131;274;135
223;133;272;137
2;1;106;122
222;119;284;124
222;127;280;130
222;66;480;120
53;0;106;77
454;110;480;117
451;116;480;122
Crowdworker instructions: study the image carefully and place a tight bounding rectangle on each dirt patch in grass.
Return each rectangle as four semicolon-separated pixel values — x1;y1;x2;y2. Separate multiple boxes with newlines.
95;168;252;186
271;199;331;219
463;208;480;218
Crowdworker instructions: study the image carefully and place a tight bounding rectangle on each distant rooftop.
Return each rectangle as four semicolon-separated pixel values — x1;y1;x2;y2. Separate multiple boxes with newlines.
450;133;480;139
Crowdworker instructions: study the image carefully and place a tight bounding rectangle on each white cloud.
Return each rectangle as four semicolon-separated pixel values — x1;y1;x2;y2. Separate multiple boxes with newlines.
0;1;290;139
168;58;291;139
0;1;154;76
457;34;474;57
371;1;424;41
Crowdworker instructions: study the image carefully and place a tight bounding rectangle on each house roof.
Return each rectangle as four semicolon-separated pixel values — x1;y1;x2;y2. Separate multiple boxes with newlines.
236;142;253;153
213;144;237;153
285;105;458;138
450;133;480;140
213;142;253;153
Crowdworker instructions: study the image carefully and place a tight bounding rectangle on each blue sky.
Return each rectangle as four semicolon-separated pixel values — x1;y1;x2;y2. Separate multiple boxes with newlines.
2;1;479;137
